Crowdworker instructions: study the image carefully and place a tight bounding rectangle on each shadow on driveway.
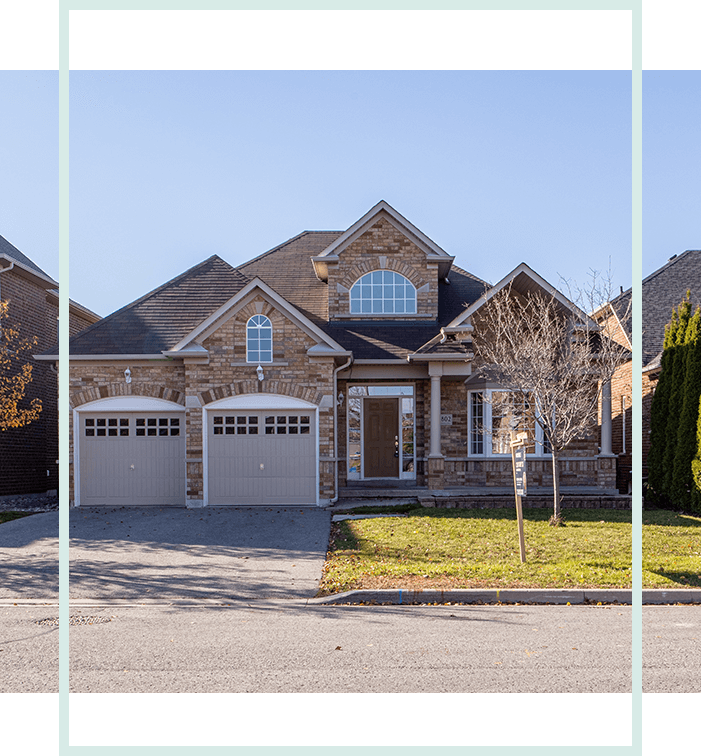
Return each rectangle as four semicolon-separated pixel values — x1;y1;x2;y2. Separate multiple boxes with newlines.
70;507;332;600
0;512;58;598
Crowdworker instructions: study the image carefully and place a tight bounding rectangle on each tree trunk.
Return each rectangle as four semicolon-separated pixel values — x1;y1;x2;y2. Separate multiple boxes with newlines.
552;449;561;521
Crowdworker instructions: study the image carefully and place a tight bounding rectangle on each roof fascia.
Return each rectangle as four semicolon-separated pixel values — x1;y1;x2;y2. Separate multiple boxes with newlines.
0;254;58;288
315;201;453;262
447;262;594;328
173;277;347;354
48;353;174;361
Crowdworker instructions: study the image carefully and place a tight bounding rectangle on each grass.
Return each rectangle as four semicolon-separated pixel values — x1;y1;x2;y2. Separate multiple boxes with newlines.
0;511;34;525
319;507;632;595
642;509;701;588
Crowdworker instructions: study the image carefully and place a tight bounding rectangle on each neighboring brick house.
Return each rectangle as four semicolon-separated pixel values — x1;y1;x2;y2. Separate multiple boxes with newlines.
641;250;701;476
64;201;617;507
0;234;99;498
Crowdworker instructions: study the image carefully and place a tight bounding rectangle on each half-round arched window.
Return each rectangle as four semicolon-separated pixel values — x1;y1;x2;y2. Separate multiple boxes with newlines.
247;315;272;363
349;270;417;314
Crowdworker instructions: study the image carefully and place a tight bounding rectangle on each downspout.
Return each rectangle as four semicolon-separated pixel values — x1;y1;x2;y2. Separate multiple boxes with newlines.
330;354;353;505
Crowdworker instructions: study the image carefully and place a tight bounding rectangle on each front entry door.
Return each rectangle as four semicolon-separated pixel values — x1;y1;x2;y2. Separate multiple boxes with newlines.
364;398;399;478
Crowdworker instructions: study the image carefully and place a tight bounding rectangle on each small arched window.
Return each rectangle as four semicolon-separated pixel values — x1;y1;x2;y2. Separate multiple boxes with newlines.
349;270;417;314
247;315;272;363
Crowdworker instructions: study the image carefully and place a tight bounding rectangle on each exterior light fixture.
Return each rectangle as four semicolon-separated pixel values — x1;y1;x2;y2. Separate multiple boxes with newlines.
256;365;264;382
124;367;132;384
337;391;344;407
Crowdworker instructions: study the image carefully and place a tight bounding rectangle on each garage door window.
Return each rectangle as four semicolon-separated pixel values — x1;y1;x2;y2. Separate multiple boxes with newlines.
212;415;260;435
264;415;310;435
85;418;130;437
134;417;180;437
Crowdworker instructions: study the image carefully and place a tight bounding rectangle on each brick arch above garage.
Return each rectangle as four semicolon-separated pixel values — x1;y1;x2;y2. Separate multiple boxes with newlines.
199;380;324;407
70;382;185;409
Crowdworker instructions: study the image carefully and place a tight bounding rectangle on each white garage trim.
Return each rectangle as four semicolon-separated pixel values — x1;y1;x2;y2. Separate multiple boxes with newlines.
203;393;320;506
73;396;186;507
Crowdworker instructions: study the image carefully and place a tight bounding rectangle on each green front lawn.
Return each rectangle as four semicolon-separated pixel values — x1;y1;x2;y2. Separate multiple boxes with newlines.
319;507;632;595
642;509;701;588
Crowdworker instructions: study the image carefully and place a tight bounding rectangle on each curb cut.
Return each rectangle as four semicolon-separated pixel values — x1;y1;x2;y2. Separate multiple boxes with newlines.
309;588;633;605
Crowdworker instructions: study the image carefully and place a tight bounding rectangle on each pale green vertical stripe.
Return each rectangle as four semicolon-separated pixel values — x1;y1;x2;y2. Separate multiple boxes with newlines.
58;2;69;753
631;1;642;754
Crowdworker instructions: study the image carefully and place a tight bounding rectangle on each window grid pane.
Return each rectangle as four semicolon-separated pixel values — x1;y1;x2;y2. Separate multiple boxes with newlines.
246;314;273;363
349;271;417;314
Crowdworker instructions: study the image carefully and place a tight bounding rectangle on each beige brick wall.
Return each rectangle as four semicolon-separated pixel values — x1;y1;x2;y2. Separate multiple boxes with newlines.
326;217;438;320
69;299;337;505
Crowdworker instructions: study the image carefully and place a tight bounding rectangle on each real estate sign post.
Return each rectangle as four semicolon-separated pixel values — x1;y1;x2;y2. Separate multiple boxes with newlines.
511;433;528;563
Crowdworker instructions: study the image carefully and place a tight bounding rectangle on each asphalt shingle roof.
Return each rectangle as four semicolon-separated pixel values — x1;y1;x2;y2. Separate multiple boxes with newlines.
68;231;490;360
0;234;53;279
642;250;701;368
69;255;250;355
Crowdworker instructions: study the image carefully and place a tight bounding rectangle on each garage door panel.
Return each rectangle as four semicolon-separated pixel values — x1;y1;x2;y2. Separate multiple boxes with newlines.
80;412;185;506
208;410;316;505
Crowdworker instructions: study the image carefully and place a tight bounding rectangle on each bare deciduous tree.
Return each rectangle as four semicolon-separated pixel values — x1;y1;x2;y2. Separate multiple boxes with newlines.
472;274;628;524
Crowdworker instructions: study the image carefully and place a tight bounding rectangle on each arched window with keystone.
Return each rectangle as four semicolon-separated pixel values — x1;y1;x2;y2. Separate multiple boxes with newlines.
349;270;417;314
246;314;273;363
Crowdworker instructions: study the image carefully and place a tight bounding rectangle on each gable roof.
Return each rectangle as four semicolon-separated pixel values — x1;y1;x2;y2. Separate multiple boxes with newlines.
642;250;701;369
311;200;455;281
168;276;348;356
68;255;250;356
591;287;633;351
238;230;341;326
447;262;592;328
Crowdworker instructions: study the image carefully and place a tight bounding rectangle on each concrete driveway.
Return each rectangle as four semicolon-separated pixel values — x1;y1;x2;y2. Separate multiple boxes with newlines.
69;507;332;601
0;512;58;599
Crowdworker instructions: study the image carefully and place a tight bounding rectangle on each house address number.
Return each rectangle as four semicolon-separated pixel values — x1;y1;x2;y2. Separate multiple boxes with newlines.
441;414;453;425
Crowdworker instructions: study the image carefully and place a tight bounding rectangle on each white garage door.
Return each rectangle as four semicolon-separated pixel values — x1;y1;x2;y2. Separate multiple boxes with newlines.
207;410;317;505
79;411;186;506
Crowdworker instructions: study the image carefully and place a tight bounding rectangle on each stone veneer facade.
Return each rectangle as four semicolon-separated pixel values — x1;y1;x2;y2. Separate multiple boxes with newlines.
69;206;621;505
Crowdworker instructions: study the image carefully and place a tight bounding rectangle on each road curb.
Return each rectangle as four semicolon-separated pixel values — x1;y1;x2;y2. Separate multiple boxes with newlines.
642;589;701;604
309;588;633;605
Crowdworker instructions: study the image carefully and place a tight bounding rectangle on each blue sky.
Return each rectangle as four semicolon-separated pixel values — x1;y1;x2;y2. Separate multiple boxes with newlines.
643;70;701;277
68;70;631;317
0;71;57;280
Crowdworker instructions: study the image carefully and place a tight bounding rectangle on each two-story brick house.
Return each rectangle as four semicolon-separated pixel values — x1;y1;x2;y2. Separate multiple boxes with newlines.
63;202;616;507
0;234;99;498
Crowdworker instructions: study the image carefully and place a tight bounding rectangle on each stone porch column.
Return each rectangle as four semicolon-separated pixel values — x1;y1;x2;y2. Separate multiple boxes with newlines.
596;379;616;491
600;379;613;456
427;363;445;490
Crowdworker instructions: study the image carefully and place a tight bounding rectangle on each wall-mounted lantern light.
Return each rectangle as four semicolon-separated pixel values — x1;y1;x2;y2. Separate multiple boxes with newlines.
256;365;264;382
124;367;132;384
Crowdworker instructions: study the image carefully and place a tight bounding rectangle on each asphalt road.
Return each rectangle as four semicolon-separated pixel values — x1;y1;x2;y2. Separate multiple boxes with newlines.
643;605;701;692
0;605;58;693
69;602;631;693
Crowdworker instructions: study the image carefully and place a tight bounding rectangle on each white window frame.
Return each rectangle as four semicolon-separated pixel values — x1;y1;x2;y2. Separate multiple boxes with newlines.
467;388;551;457
349;270;417;315
246;314;273;364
